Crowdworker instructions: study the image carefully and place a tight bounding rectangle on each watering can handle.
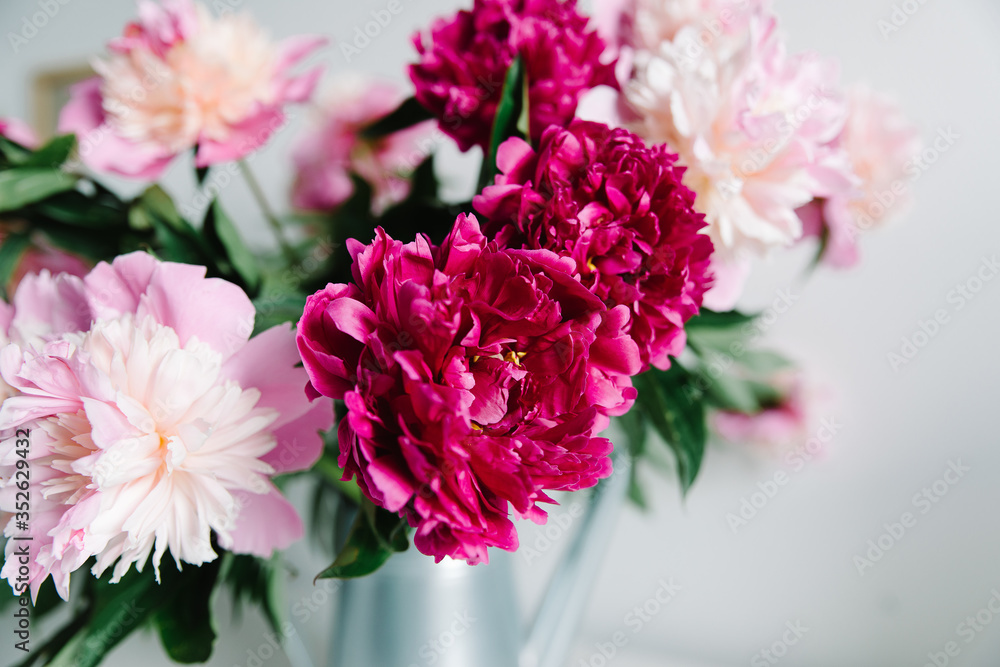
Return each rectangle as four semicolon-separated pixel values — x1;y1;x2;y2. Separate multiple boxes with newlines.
520;451;631;667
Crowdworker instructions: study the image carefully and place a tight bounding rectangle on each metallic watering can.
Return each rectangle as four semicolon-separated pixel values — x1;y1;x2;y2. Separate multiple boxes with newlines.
328;456;629;667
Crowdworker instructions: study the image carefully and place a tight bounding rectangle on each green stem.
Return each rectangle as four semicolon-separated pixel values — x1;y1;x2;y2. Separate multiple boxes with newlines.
238;160;297;266
315;454;363;505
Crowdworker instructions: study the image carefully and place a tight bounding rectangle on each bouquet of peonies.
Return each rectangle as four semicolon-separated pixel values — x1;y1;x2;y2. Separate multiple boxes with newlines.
0;0;919;663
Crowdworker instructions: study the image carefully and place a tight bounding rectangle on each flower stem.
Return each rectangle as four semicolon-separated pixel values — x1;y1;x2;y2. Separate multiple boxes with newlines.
239;160;297;266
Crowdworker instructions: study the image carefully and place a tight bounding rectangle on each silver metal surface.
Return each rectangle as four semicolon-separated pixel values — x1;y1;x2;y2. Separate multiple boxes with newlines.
329;451;628;667
330;547;521;667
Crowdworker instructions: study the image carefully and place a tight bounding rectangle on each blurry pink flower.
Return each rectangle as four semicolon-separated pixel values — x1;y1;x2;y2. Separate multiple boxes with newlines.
292;75;433;215
0;225;91;294
474;120;713;371
0;253;332;600
800;86;921;267
0;118;38;148
581;2;848;309
410;0;616;152
712;372;809;450
58;0;324;179
297;215;639;564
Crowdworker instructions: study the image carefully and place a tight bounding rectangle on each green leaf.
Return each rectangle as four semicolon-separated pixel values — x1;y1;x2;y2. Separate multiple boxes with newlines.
32;190;125;228
360;97;435;140
0;137;33;165
0;232;32;290
0;169;77;213
219;554;285;635
132;186;213;266
203;199;260;291
24;135;76;169
516;63;531;138
700;367;760;414
478;55;525;192
686;308;757;332
316;499;409;579
252;289;308;334
635;363;707;494
738;349;794;376
47;567;159;667
155;558;222;663
36;223;126;264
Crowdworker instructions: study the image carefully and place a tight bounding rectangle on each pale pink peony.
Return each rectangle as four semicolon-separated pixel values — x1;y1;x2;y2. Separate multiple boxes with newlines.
581;1;849;309
0;118;39;148
0;253;332;600
0;225;91;295
800;85;922;267
58;0;324;179
291;75;434;215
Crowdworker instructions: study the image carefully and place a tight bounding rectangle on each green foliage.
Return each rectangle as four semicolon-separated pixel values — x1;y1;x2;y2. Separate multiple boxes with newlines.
218;553;286;636
633;363;708;495
478;55;526;192
203;199;261;292
316;497;410;580
0;169;78;214
359;97;435;141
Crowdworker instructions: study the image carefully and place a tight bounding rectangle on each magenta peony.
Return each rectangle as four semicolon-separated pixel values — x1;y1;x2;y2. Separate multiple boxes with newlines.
296;214;640;564
410;0;616;152
473;120;713;371
0;253;332;599
291;75;434;215
58;0;324;179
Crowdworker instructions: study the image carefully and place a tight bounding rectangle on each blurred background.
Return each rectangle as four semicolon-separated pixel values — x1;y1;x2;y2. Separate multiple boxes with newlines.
1;0;999;665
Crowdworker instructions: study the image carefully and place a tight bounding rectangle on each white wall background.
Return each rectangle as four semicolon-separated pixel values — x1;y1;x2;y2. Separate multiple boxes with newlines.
1;1;999;666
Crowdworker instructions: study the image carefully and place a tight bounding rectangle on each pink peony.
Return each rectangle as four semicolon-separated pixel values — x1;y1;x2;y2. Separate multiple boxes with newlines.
799;86;922;267
711;371;827;454
410;0;617;152
580;1;849;309
0;225;91;294
296;215;640;564
291;75;434;215
474;120;713;371
0;253;332;600
0;118;39;148
58;0;324;179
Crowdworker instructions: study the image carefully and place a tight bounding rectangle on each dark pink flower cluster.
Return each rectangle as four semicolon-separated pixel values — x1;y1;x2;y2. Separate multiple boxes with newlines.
410;0;616;152
296;215;640;563
474;120;714;370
